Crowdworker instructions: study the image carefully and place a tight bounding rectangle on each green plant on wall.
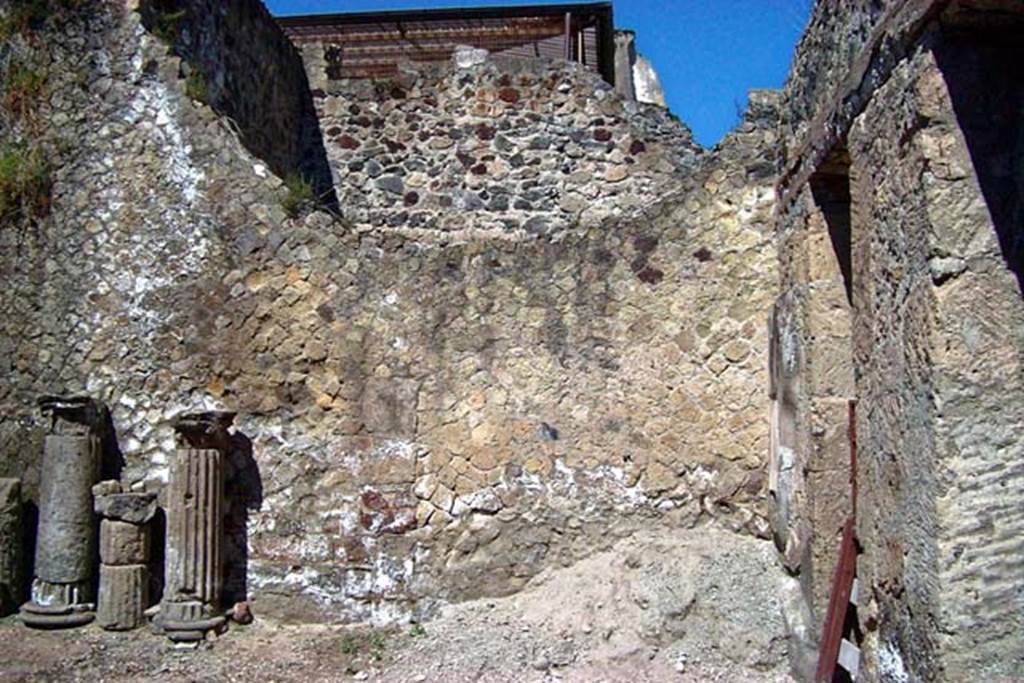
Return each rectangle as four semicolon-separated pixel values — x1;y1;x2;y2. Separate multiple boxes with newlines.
0;143;52;221
185;70;208;103
282;173;315;218
3;61;47;120
152;8;186;44
0;0;84;38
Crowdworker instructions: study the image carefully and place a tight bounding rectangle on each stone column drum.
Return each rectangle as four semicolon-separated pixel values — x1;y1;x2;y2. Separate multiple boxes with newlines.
0;478;22;616
20;396;105;629
94;481;157;630
159;411;234;642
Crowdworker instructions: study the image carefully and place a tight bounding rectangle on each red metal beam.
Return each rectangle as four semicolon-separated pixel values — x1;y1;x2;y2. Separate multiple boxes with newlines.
849;399;858;518
815;517;858;682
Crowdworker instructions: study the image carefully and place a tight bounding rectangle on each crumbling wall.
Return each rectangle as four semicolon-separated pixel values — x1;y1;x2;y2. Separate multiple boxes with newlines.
774;1;1024;680
298;42;700;238
0;0;779;624
772;176;856;623
139;0;332;195
849;23;1024;679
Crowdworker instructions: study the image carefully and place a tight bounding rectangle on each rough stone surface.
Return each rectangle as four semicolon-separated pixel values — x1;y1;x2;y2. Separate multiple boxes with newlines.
2;0;1022;679
298;42;701;238
0;479;21;616
96;564;149;631
94;491;158;525
100;520;149;567
138;0;331;195
0;0;778;627
775;1;1024;680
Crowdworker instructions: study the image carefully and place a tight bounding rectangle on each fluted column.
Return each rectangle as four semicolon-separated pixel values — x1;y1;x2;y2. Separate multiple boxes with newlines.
159;411;234;643
21;396;105;629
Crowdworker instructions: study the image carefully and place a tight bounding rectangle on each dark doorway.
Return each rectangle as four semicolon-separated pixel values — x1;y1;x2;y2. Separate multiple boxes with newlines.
810;147;853;305
934;18;1024;292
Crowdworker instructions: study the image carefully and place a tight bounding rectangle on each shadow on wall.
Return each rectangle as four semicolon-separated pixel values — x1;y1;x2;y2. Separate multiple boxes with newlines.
138;0;338;210
934;22;1024;293
223;430;261;607
98;408;126;483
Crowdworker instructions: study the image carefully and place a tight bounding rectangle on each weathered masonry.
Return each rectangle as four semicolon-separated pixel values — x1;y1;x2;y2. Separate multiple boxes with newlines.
0;0;1021;679
771;0;1024;679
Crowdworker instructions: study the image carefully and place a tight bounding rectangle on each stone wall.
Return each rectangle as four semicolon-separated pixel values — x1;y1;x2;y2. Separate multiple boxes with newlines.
0;0;779;625
298;42;700;238
139;0;332;195
6;0;1024;677
773;1;1024;679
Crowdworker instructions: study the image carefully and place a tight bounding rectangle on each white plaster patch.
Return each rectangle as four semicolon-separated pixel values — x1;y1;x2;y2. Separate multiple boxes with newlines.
877;640;910;683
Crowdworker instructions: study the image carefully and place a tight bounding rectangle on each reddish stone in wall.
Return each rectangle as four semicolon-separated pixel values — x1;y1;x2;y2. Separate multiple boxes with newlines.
359;490;417;536
476;123;496;141
498;87;520;104
594;128;613;142
337;134;359;150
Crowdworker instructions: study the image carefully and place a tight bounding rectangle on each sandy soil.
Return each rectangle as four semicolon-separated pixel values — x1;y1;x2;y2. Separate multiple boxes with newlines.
0;525;796;682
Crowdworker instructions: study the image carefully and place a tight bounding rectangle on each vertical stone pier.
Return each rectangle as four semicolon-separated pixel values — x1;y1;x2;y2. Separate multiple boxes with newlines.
0;478;22;616
159;411;235;643
94;481;157;630
20;396;105;629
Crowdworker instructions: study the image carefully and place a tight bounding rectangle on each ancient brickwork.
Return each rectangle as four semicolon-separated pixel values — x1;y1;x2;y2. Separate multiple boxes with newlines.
299;43;700;238
0;0;778;626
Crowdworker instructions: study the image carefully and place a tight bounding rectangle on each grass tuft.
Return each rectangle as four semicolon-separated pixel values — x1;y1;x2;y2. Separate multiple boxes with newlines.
0;143;52;221
282;173;315;218
3;62;47;119
185;69;208;103
152;8;186;44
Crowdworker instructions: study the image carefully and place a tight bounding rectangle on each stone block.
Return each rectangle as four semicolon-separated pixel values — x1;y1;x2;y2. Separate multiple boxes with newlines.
100;520;150;566
97;564;148;631
0;479;22;615
94;491;158;525
360;377;419;437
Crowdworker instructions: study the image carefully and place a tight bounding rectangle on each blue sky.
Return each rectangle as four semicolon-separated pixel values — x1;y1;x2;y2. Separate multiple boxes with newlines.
265;1;813;147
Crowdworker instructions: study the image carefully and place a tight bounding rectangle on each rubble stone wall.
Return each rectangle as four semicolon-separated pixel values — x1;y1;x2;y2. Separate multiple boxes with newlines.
137;0;329;189
297;42;701;238
0;1;779;624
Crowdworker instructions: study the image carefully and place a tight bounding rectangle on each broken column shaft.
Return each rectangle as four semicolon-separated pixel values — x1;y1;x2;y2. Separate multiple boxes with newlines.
94;481;157;630
21;396;105;629
160;411;234;642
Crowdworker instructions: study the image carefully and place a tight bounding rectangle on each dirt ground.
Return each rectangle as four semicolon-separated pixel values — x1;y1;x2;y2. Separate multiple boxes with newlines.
0;525;797;682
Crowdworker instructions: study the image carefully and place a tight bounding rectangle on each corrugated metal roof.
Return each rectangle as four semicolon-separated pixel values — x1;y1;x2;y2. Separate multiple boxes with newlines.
277;3;615;82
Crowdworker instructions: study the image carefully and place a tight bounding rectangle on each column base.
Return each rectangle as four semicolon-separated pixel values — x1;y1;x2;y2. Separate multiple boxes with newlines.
158;600;227;642
19;602;95;630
